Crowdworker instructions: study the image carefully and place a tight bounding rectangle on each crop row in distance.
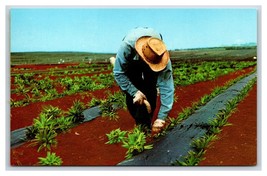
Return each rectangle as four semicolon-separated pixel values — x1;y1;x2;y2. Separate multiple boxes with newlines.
10;61;256;108
11;45;256;65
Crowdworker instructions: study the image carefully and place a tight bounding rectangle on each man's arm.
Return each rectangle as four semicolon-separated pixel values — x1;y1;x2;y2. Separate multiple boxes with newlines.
156;60;175;120
113;42;139;97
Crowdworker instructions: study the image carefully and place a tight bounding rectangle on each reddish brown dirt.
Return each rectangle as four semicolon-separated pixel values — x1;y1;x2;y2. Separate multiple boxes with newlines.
198;84;257;166
11;86;120;131
11;63;110;76
10;66;256;166
11;63;80;70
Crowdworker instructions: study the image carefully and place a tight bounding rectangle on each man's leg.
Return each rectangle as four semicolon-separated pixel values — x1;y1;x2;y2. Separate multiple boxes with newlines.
126;93;153;129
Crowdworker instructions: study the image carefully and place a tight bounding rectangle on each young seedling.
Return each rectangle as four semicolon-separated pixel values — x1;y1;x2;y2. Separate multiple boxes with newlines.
106;128;127;144
38;152;63;166
191;134;218;150
122;126;153;159
28;113;58;152
175;150;206;166
67;100;85;123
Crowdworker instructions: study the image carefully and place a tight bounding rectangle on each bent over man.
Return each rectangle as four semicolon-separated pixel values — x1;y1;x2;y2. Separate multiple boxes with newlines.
112;27;174;134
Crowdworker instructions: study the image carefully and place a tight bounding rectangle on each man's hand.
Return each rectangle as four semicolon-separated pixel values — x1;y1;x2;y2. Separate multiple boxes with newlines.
133;90;147;105
133;91;151;113
152;119;166;134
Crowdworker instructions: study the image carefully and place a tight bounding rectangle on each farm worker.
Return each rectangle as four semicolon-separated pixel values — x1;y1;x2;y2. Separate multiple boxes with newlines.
112;27;174;134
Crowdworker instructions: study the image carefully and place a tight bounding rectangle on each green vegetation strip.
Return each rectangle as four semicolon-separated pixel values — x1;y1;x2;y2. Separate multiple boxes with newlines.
11;62;112;76
103;69;256;161
11;72;115;107
117;72;256;165
175;76;257;166
11;71;256;165
10;61;256;108
11;90;126;148
172;61;255;86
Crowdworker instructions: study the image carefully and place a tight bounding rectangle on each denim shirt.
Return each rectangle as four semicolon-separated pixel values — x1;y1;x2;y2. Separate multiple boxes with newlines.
113;27;174;120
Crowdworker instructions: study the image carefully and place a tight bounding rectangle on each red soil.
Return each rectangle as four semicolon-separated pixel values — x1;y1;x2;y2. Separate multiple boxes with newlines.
198;84;257;166
11;63;80;71
10;66;256;166
11;86;120;131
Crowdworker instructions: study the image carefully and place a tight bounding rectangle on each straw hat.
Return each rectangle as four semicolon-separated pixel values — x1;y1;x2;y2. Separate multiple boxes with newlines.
135;37;169;72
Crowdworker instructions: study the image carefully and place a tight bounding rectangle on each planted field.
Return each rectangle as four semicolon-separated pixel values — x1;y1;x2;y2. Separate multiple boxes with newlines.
10;49;257;166
198;84;257;166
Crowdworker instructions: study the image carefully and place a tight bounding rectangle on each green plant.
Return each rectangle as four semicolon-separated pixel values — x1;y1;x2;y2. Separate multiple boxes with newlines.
175;150;206;166
122;126;153;159
14;73;35;86
59;77;73;90
67;100;85;123
101;108;118;120
179;75;257;165
210;86;223;97
41;105;63;119
106;91;127;109
191;134;218;150
172;61;256;87
30;114;57;152
26;106;62;140
25;125;38;140
106;128;127;144
199;94;210;105
225;99;238;113
178;107;193;120
88;97;102;107
98;73;115;88
99;91;126;120
32;113;54;130
209;109;232;128
16;84;29;95
33;128;57;152
44;88;59;99
208;126;222;134
55;116;73;132
38;152;63;166
36;76;54;90
31;87;41;97
27;112;58;152
26;105;77;150
166;116;183;130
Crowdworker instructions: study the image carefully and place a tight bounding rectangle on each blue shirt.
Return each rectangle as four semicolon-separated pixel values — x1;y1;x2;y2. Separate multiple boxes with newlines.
113;27;174;120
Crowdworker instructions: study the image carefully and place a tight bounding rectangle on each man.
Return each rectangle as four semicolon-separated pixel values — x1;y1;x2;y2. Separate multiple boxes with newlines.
112;27;174;134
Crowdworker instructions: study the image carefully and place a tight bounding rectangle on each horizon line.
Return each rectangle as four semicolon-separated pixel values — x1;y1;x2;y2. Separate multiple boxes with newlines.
10;44;257;54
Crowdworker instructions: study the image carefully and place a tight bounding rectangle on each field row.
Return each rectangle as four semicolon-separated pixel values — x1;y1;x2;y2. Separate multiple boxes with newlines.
10;61;256;108
10;65;256;166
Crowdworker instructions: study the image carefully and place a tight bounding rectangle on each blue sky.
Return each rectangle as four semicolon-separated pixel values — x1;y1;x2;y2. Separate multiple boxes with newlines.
10;8;257;53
